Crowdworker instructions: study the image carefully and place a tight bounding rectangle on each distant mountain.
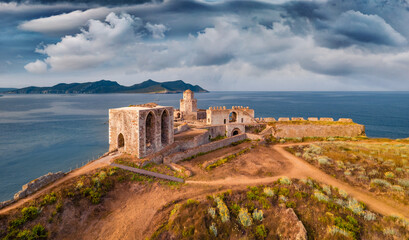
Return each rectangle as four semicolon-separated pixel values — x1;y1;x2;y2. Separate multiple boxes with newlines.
7;80;208;94
0;88;17;93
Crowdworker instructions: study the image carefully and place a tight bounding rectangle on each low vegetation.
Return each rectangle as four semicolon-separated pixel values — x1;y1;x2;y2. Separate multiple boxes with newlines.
286;142;409;205
205;147;251;170
151;177;409;239
0;166;182;240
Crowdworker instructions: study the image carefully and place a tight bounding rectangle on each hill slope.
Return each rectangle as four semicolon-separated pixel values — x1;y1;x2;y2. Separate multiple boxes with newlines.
0;88;17;93
7;80;208;94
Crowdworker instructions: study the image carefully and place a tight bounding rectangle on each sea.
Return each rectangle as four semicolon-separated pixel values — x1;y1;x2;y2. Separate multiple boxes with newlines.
0;91;408;201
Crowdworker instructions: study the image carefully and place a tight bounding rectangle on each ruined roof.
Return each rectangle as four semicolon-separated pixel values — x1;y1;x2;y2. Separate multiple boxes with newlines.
111;103;171;111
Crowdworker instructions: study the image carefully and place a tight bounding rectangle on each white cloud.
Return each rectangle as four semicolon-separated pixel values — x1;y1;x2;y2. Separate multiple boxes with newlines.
19;8;111;34
24;60;48;74
23;11;409;90
145;22;169;39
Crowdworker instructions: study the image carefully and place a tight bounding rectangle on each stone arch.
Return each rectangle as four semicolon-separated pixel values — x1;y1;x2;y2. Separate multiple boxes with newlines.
118;133;125;149
232;128;241;136
229;111;237;123
161;109;170;145
145;111;156;150
177;112;181;118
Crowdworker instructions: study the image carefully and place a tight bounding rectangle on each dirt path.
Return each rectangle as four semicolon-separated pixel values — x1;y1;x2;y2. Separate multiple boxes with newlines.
187;144;409;219
0;153;119;215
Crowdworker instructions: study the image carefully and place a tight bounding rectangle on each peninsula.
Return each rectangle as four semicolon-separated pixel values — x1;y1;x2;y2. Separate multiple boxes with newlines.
6;79;208;94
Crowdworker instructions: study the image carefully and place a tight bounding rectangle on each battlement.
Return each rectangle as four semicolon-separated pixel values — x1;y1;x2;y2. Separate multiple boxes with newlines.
255;117;355;124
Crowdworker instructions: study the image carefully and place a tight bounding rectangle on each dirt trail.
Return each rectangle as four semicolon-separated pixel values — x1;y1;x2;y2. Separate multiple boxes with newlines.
0;153;119;215
187;144;409;219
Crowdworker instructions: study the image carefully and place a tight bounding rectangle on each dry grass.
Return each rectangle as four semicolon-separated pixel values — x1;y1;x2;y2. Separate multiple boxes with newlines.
287;141;409;205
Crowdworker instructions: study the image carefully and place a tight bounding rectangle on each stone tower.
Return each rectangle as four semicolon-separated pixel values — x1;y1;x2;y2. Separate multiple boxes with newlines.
180;89;198;120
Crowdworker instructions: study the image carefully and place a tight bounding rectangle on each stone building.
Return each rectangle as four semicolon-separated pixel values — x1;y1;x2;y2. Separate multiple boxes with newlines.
206;106;255;125
175;90;206;121
109;104;174;158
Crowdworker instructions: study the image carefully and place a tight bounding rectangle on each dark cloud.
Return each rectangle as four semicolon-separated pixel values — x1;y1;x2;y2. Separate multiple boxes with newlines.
2;0;409;90
0;0;161;6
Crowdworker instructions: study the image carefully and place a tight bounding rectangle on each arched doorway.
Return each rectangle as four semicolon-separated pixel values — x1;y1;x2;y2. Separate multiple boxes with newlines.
161;110;170;145
229;112;237;123
118;133;125;149
176;112;181;118
146;112;155;150
232;128;241;136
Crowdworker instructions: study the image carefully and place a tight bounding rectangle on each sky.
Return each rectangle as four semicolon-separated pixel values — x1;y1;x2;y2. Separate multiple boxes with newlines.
1;0;409;91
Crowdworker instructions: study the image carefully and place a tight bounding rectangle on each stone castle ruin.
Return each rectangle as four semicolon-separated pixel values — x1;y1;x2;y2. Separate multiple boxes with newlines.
109;90;365;161
109;104;174;158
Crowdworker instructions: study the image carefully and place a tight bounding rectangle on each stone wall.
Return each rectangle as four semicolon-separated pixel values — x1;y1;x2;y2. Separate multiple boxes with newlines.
204;125;226;138
163;133;247;163
174;123;190;135
13;172;65;200
272;124;365;138
226;124;245;137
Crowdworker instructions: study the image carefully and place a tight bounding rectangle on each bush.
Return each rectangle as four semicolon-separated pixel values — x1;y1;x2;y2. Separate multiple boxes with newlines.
279;177;292;185
31;224;48;239
21;206;39;222
208;207;216;219
397;179;409;188
252;209;263;221
214;197;230;223
338;189;348;198
363;211;376;221
186;199;200;206
370;178;392;188
255;224;267;238
209;223;217;237
384;171;395;178
263;187;274;197
313;190;329;203
41;192;57;206
238;208;252;227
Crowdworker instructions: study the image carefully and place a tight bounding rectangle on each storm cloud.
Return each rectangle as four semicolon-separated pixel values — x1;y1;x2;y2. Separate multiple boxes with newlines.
1;0;409;90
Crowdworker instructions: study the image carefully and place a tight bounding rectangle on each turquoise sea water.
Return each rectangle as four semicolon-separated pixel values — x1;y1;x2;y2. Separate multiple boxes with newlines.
0;92;408;201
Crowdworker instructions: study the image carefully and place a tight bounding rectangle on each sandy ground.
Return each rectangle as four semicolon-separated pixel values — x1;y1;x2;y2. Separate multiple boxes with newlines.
2;141;409;239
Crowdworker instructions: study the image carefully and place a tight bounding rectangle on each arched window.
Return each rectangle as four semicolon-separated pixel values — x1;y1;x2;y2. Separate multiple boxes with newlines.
229;112;237;123
146;112;155;149
161;110;170;145
118;133;125;149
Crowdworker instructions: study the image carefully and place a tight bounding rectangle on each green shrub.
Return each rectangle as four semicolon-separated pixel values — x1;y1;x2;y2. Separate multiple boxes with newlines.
286;200;297;208
255;224;267;239
186;199;200;206
278;187;289;196
41;192;57;206
31;224;48;239
21;206;39;222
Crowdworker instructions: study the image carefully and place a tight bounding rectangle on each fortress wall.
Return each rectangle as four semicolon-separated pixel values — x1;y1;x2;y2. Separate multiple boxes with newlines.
205;125;226;138
164;133;247;164
273;124;365;138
